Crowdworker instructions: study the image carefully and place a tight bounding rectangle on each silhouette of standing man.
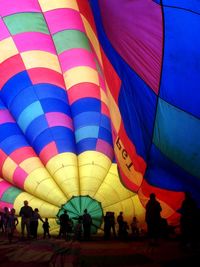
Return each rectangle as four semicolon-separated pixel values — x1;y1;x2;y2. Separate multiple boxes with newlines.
82;209;92;240
19;200;33;239
145;193;162;245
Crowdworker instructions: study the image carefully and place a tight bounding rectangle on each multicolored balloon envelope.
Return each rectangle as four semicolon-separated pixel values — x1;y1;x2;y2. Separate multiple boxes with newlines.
0;0;199;233
0;0;144;233
91;0;200;224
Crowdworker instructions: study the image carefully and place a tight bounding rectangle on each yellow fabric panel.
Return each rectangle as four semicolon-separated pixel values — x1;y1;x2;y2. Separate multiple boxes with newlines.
106;85;121;131
81;15;102;67
64;66;99;90
100;88;109;106
38;0;79;12
0;37;18;63
78;151;112;196
102;197;146;230
14;192;59;218
95;163;134;205
2;157;17;183
46;153;79;197
19;157;44;173
21;51;61;73
24;168;67;206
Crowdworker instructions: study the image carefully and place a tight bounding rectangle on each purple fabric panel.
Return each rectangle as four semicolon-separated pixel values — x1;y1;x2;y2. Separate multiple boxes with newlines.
99;0;163;94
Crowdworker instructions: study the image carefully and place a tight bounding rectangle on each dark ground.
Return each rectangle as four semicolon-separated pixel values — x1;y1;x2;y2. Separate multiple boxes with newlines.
0;234;199;267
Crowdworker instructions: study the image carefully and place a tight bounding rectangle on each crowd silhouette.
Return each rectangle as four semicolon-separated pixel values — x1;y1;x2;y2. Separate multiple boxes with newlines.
0;192;200;249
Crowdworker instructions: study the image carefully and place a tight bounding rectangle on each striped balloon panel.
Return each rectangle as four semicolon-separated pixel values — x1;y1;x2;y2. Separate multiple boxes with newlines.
39;0;114;197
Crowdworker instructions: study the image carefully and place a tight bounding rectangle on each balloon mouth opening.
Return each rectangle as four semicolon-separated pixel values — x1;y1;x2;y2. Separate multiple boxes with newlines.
56;195;103;233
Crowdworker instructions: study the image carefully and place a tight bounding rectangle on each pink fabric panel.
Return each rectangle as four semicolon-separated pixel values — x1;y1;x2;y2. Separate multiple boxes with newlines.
28;68;66;89
0;202;13;211
0;180;11;198
13;168;27;189
13;32;56;54
0;0;41;17
68;83;100;104
98;74;106;92
96;140;113;159
10;147;37;165
0;150;7;173
100;0;163;94
59;49;96;72
0;55;25;90
101;102;110;117
0;110;15;124
0;18;9;41
45;112;73;130
39;141;58;165
44;9;85;35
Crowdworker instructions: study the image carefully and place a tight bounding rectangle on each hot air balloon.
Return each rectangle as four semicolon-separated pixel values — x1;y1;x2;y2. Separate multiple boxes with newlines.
0;0;145;234
90;0;200;225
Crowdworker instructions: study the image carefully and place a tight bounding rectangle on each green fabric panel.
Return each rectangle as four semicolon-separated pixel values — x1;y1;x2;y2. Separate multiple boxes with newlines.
153;98;200;178
3;13;49;35
57;196;103;233
1;187;22;203
53;30;91;54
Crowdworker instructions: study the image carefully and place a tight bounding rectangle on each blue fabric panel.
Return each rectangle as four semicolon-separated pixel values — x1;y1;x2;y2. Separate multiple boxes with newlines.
50;126;73;140
160;6;200;118
145;144;200;205
56;134;76;153
17;101;44;132
118;67;157;159
77;138;97;154
9;86;38;118
90;0;157;159
99;115;111;131
0;135;28;154
32;129;53;154
0;123;22;142
35;84;69;103
1;71;32;107
74;112;101;129
98;127;113;144
25;115;49;144
75;126;99;143
0;99;6;109
153;98;200;178
40;99;71;115
71;98;101;117
162;0;200;13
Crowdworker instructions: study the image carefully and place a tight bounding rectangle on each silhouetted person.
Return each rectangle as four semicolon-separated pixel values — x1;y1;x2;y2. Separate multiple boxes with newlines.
131;216;140;239
2;207;9;234
82;209;92;240
104;212;112;240
30;208;44;239
74;216;83;241
110;212;116;238
179;192;199;248
59;210;70;240
145;193;162;245
117;211;124;239
43;218;51;239
19;200;33;239
7;208;18;243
